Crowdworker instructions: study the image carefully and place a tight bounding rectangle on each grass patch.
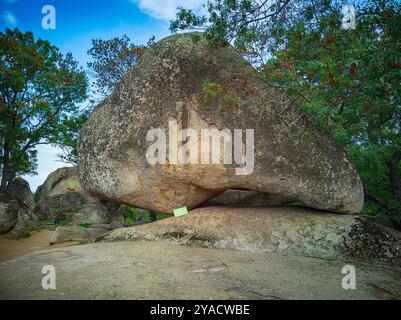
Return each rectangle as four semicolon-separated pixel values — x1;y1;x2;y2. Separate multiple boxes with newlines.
284;200;306;207
40;219;53;226
57;219;69;226
15;229;32;239
40;219;70;228
120;206;169;226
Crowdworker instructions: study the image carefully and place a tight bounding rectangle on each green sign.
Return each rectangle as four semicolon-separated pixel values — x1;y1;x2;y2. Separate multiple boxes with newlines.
173;207;188;217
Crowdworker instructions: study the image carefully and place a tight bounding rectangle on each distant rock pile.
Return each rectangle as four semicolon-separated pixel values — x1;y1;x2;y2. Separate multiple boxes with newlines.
0;167;124;240
35;166;122;226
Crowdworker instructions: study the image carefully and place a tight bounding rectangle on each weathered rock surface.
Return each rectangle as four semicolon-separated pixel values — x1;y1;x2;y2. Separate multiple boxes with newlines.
78;32;363;214
0;191;39;235
11;209;40;236
103;206;401;264
50;225;108;244
7;178;36;210
0;193;19;233
1;241;400;299
35;167;121;224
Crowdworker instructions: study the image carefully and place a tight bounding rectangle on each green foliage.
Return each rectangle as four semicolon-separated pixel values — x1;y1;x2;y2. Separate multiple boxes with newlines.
52;108;92;164
119;205;168;226
40;219;70;229
0;28;88;188
202;79;241;116
171;0;401;227
87;34;155;97
56;219;69;226
202;80;224;106
16;229;32;239
40;219;53;226
284;200;306;207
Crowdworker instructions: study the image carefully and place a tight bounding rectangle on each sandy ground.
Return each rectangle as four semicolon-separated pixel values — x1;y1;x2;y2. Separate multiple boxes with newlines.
1;240;400;300
0;230;79;263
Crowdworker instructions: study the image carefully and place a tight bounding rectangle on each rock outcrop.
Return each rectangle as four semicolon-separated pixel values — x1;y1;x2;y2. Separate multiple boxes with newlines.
35;167;121;224
103;206;401;264
0;179;40;236
0;192;19;234
78;32;363;214
7;177;36;210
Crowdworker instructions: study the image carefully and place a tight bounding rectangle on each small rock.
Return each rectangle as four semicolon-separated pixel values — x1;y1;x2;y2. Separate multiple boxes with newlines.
50;225;109;244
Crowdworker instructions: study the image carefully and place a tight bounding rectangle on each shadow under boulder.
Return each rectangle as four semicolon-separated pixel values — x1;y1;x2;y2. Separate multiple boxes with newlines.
203;189;295;207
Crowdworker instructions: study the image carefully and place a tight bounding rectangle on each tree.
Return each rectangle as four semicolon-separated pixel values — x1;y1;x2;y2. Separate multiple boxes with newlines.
171;0;401;227
87;34;155;97
52;109;91;165
0;28;88;189
56;34;154;165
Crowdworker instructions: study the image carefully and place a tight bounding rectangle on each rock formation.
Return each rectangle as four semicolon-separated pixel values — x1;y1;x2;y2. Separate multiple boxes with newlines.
0;192;20;234
7;177;36;210
103;206;401;264
0;178;40;235
78;32;363;214
35;167;121;224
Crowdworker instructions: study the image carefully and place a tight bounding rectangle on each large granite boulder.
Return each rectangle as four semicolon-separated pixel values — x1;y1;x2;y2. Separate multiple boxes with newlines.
35;167;120;224
103;206;401;264
78;32;363;214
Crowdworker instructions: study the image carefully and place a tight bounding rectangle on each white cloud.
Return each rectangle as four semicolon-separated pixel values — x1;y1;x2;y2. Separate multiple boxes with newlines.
1;11;17;27
132;0;206;21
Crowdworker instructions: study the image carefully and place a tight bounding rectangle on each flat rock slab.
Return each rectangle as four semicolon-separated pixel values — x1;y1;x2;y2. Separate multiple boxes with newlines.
0;241;400;300
104;207;401;264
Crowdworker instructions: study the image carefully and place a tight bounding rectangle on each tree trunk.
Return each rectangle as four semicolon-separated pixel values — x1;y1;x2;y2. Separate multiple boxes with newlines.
1;140;11;190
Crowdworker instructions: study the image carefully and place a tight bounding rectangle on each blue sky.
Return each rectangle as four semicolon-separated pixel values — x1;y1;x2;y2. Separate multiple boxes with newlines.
0;0;206;191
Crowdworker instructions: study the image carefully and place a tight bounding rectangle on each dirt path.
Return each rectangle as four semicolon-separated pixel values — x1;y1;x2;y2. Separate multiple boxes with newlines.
0;230;78;263
1;241;400;299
